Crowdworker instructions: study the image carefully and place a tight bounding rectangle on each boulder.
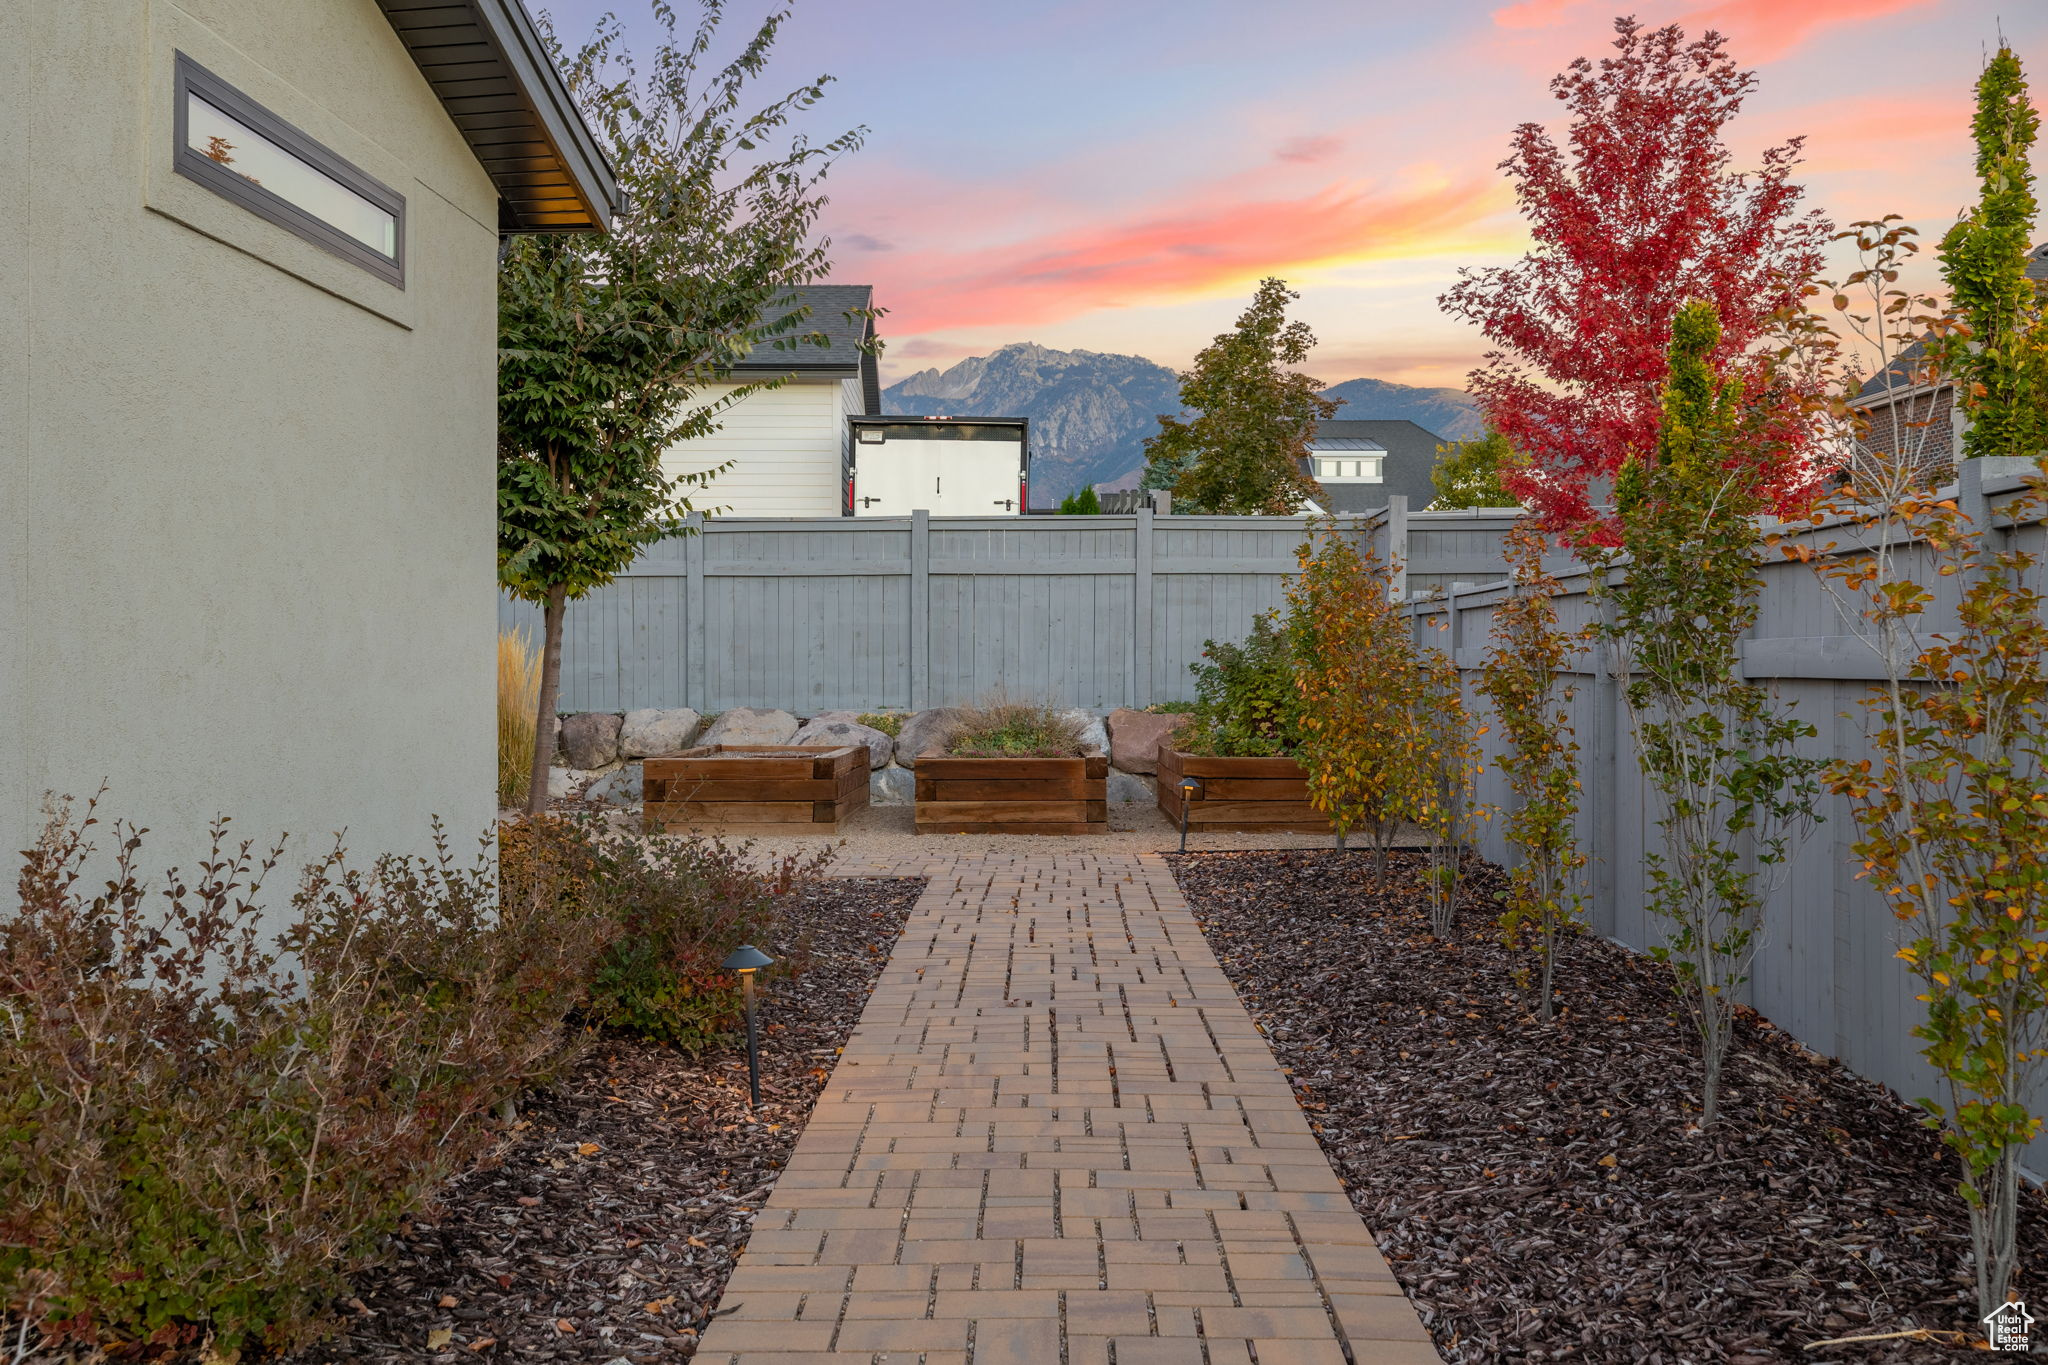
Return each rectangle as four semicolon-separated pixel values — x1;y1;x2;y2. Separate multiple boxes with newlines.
699;707;799;748
559;712;622;770
620;707;701;758
1106;769;1155;804
1063;709;1108;757
792;718;894;769
584;763;643;806
894;707;968;767
547;767;596;800
1105;707;1188;775
869;766;916;806
805;709;861;726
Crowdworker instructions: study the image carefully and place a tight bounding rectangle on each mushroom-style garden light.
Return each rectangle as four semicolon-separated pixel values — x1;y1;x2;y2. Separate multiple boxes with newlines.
1177;775;1204;853
722;944;776;1108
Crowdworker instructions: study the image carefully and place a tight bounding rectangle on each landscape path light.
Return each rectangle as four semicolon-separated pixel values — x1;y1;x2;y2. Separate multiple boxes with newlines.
1177;775;1205;854
721;944;776;1109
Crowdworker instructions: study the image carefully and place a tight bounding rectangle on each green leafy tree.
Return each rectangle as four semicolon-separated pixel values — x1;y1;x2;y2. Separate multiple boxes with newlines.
1592;299;1822;1128
1141;279;1335;513
1934;43;2048;462
1479;524;1584;1020
499;2;863;813
1427;429;1522;509
1057;487;1103;514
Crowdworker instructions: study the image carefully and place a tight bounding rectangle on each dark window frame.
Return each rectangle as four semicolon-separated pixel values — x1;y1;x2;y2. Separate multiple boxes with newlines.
173;53;406;287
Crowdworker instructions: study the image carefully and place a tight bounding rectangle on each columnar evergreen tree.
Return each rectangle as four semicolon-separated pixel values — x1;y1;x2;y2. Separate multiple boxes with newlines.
499;2;863;814
1441;19;1832;533
1935;43;2048;462
1141;279;1334;514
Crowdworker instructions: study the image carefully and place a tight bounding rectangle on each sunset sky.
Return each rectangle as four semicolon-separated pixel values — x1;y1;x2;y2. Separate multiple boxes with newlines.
538;0;2046;388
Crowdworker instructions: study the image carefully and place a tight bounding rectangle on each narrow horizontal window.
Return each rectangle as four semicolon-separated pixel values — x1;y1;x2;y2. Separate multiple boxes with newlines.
173;54;404;285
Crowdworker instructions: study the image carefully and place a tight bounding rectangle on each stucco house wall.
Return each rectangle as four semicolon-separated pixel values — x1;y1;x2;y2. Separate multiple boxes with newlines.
5;0;515;893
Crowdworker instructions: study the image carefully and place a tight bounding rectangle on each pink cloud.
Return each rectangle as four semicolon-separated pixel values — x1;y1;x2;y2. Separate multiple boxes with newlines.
1276;134;1345;164
1491;0;1936;62
867;176;1512;336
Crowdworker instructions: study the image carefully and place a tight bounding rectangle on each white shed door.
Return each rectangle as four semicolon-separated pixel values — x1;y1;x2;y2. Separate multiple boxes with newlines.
854;438;1023;516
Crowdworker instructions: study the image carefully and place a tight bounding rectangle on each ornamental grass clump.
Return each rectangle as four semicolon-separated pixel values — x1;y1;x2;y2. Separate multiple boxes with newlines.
942;700;1086;758
498;625;542;805
0;799;606;1356
1177;611;1302;758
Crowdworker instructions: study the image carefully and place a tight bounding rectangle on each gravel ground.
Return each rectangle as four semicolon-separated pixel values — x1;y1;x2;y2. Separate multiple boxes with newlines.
291;876;922;1365
1171;848;2048;1363
532;799;1420;873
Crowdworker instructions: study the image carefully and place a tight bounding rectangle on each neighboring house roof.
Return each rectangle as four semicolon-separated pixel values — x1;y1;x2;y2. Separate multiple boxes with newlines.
733;285;881;414
376;0;619;233
1302;418;1445;513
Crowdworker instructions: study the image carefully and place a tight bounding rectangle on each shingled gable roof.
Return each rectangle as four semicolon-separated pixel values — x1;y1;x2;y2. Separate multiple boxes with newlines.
1301;418;1445;513
376;0;618;233
1854;243;2048;402
731;285;881;414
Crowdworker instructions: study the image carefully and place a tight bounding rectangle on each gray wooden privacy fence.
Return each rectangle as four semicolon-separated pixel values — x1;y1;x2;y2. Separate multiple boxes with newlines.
499;500;1525;714
1408;459;2048;1158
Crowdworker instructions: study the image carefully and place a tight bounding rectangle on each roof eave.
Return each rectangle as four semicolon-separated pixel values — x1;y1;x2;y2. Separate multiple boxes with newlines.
379;0;619;234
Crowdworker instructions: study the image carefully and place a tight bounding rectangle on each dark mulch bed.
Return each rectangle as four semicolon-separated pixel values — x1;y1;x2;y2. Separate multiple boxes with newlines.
1170;848;2048;1364
294;876;921;1365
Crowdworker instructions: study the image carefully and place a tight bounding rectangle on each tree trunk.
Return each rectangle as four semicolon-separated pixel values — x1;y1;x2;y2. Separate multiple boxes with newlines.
523;583;569;817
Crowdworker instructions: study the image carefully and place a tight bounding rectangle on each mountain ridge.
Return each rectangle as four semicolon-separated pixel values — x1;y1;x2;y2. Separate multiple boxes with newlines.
881;342;1482;505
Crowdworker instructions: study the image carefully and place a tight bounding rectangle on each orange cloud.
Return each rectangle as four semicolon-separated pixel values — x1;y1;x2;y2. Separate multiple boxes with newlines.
870;176;1514;336
1491;0;1936;61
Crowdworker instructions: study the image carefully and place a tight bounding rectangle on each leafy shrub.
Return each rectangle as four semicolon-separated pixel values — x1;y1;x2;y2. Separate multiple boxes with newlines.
1057;487;1103;514
856;711;904;738
572;832;832;1052
0;798;607;1355
1177;612;1302;757
498;625;542;805
943;700;1086;758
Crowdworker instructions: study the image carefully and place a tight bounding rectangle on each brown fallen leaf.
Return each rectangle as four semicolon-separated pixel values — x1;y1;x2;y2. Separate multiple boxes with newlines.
644;1296;676;1314
517;1195;541;1207
555;1319;576;1334
578;1142;601;1156
437;1294;458;1308
426;1328;453;1350
468;1338;495;1352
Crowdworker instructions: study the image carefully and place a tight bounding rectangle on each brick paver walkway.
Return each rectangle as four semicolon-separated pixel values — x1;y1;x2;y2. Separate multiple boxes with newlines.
695;852;1438;1365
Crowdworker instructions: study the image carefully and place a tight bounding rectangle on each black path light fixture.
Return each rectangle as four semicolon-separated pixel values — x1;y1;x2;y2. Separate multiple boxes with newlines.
722;944;776;1108
1177;775;1205;853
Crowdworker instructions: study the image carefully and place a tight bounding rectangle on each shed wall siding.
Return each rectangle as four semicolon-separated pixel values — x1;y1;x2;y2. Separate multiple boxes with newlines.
663;379;847;519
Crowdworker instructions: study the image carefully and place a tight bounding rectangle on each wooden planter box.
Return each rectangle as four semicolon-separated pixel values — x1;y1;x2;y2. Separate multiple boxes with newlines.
1155;748;1332;833
914;755;1109;835
642;745;868;833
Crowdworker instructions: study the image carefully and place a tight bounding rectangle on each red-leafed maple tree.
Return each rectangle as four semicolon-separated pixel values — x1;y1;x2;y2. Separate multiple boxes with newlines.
1440;18;1833;533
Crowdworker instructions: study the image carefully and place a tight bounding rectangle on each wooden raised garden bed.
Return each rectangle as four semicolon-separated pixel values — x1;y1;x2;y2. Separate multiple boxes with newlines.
914;755;1109;835
1155;748;1333;833
642;744;868;833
